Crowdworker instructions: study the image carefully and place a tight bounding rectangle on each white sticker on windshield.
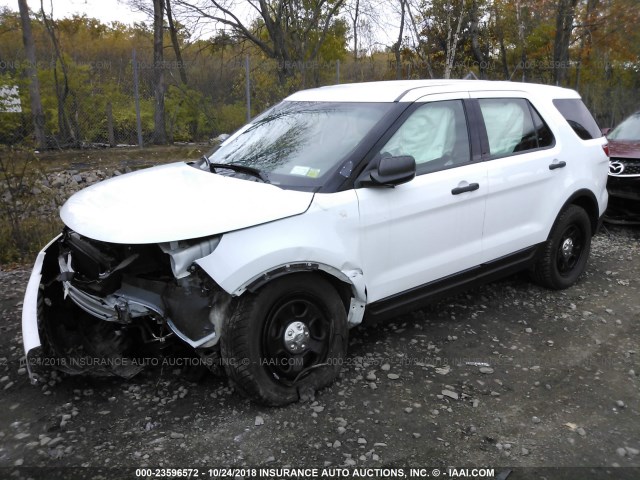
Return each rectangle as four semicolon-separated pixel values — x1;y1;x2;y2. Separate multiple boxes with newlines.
290;166;310;176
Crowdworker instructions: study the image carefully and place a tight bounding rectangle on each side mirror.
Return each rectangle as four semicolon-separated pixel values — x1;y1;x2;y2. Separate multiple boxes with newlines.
601;127;611;136
361;155;416;187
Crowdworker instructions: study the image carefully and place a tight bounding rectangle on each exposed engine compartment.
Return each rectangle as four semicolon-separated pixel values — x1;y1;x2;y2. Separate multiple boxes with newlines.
35;228;231;379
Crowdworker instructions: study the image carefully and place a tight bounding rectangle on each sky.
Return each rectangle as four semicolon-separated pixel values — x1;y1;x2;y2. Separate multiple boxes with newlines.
1;0;149;25
0;0;397;51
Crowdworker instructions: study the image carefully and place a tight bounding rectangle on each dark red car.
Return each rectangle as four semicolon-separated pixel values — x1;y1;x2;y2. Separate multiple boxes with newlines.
605;111;640;224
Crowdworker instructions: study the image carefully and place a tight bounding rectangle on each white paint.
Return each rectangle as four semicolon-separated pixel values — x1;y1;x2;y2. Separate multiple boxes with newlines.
25;80;610;350
356;161;488;303
22;235;61;356
468;89;609;262
22;252;45;355
286;79;582;103
195;190;367;323
60;162;313;243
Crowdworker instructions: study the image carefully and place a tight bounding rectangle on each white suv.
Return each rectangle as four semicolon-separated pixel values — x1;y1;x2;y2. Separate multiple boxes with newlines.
22;80;609;405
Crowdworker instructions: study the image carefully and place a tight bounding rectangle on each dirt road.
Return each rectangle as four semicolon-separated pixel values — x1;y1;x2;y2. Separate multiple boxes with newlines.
0;226;638;479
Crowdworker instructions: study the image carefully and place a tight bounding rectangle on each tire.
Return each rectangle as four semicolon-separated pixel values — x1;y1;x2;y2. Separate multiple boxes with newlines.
531;205;592;290
220;274;348;406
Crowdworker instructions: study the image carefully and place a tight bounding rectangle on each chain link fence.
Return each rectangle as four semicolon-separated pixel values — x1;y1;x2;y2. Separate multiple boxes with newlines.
2;50;639;150
0;52;339;150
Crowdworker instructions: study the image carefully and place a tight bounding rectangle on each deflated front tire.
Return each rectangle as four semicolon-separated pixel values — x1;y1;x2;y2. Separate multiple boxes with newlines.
221;273;348;406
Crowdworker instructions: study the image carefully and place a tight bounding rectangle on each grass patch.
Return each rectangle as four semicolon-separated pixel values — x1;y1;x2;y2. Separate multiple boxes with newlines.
0;216;62;265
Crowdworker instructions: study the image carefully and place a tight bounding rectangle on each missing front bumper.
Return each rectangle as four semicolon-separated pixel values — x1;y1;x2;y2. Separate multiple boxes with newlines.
22;233;233;382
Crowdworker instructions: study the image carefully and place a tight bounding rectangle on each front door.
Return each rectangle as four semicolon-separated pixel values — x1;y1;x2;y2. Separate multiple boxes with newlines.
356;95;487;303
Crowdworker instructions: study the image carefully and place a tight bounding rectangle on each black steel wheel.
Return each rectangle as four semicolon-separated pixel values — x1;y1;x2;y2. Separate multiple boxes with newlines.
221;274;348;406
555;224;584;275
262;294;332;382
531;205;592;290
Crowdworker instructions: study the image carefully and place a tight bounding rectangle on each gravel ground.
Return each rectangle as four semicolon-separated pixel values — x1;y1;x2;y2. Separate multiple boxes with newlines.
0;226;638;479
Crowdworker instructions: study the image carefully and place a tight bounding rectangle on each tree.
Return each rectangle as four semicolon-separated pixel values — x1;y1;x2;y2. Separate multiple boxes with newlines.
348;0;360;61
515;0;527;81
490;0;511;79
552;0;578;85
468;0;489;78
153;0;167;144
175;0;347;85
166;0;188;85
40;1;80;146
345;0;380;61
404;0;435;79
443;0;466;79
391;0;406;79
573;0;599;90
17;0;46;148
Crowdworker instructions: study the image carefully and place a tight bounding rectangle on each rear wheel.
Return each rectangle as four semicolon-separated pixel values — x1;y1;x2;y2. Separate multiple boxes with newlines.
221;274;348;406
531;205;592;290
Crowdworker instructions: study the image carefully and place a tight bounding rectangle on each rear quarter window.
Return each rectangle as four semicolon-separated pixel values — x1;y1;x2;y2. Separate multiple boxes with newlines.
552;99;602;140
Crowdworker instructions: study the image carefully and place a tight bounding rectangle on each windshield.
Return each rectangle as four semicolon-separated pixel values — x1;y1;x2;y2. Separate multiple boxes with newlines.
609;113;640;141
207;101;394;188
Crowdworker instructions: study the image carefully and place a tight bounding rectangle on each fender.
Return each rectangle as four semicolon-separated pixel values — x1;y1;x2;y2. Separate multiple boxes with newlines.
195;190;368;326
245;261;367;327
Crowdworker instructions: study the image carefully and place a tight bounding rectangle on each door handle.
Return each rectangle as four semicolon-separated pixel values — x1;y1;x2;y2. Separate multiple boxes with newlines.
451;183;479;195
549;161;566;170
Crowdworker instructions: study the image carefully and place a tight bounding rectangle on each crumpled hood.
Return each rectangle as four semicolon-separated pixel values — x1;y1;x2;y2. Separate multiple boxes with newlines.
61;162;314;244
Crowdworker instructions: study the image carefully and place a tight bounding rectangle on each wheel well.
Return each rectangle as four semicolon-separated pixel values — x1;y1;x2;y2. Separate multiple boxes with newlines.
563;190;600;235
249;270;353;315
317;271;353;314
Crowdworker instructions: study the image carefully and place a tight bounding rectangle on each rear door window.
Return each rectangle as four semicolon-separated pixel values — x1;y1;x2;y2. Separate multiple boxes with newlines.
530;105;555;148
478;98;555;158
552;99;602;140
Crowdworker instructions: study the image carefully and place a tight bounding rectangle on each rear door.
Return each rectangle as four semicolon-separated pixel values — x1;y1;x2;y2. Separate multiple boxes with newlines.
469;92;564;262
356;93;488;303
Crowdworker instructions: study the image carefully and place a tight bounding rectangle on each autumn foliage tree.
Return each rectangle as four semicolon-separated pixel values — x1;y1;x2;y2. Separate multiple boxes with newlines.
174;0;347;86
1;0;639;148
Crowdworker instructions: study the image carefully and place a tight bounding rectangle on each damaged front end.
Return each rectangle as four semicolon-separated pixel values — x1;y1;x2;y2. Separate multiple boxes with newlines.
22;228;232;384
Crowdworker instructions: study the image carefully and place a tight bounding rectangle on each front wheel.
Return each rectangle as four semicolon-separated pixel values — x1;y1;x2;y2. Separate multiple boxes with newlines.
531;205;592;290
221;274;348;406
